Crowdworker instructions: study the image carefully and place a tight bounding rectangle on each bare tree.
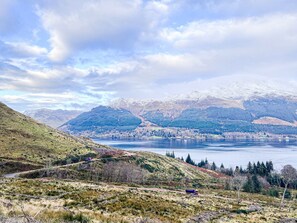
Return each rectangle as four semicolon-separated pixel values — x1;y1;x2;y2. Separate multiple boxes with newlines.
45;159;53;177
101;161;148;183
231;173;247;203
101;162;117;182
280;165;297;207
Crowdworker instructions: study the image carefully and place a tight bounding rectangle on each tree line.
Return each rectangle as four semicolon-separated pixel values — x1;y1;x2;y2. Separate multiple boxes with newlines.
166;151;297;206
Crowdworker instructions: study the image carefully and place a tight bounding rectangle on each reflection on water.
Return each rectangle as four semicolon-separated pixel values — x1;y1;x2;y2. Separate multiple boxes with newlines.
93;138;297;169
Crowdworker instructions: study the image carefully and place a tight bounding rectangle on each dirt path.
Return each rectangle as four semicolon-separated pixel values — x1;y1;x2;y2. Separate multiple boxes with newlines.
2;155;133;179
2;173;20;178
2;159;98;179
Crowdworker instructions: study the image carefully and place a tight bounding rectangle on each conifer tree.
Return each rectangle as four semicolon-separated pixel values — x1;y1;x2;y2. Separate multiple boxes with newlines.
211;162;217;171
256;161;261;173
198;159;205;167
247;162;252;173
252;175;262;193
266;161;273;173
186;154;195;165
259;162;267;176
239;166;244;174
243;175;253;193
252;163;257;174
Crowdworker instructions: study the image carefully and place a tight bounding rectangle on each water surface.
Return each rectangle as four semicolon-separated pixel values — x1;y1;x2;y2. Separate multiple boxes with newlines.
93;139;297;169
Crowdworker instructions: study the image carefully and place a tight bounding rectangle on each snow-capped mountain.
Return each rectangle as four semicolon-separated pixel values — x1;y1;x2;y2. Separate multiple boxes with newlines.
111;86;297;118
181;82;297;101
59;82;297;137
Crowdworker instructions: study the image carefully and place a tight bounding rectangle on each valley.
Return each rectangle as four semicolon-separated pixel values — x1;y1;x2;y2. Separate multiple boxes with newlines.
2;2;297;222
0;101;297;222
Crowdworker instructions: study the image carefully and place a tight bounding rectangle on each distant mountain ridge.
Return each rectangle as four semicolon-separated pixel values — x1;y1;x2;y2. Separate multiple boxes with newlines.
1;101;215;184
60;94;297;138
60;106;142;134
24;109;82;128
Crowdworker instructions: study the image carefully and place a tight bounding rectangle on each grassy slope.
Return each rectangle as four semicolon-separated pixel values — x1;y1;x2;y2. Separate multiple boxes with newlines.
1;103;295;222
0;102;96;173
21;151;214;185
0;179;296;223
0;102;214;183
134;151;212;180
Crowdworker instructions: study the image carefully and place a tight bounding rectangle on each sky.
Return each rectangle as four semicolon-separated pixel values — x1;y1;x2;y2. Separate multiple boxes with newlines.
0;0;297;112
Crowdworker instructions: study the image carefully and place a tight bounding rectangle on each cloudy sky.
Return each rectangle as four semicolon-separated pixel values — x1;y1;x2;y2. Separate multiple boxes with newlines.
1;0;297;111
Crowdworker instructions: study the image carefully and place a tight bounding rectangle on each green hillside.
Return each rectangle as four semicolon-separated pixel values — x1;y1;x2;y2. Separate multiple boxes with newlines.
0;102;214;183
143;105;297;135
0;102;96;174
22;151;213;184
60;97;297;136
61;105;141;134
2;103;295;223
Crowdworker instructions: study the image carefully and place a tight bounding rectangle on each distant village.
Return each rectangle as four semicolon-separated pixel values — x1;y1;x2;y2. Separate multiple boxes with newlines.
79;126;296;141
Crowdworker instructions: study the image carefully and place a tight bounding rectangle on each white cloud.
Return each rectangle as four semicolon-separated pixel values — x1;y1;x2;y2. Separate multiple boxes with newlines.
37;0;169;62
1;91;111;111
0;41;48;58
160;14;297;51
155;14;297;80
1;0;297;110
0;62;86;93
80;12;297;99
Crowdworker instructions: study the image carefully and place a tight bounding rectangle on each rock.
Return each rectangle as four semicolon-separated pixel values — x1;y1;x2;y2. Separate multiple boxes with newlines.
247;204;262;212
187;211;228;223
279;219;297;223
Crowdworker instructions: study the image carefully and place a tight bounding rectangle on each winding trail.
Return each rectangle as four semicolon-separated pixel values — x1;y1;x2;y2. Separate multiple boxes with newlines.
2;154;133;179
2;159;96;179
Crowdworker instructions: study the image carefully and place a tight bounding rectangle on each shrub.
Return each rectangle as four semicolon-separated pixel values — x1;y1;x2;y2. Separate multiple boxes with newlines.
243;175;262;193
63;213;90;223
264;188;279;197
284;190;291;199
224;179;231;190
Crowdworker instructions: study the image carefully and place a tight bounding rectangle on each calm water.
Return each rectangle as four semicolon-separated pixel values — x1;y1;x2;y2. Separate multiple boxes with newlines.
93;139;297;169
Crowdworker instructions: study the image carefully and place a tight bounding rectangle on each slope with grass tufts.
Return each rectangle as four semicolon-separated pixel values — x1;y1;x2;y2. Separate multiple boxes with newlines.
0;102;97;174
0;102;216;183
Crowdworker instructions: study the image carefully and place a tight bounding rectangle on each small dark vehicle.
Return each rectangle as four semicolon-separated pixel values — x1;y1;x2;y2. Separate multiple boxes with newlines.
85;157;93;163
185;189;198;196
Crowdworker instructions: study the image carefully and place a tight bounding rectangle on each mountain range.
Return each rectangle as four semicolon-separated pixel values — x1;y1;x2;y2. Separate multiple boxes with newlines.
0;102;296;223
24;109;82;128
57;93;297;139
0;101;212;181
